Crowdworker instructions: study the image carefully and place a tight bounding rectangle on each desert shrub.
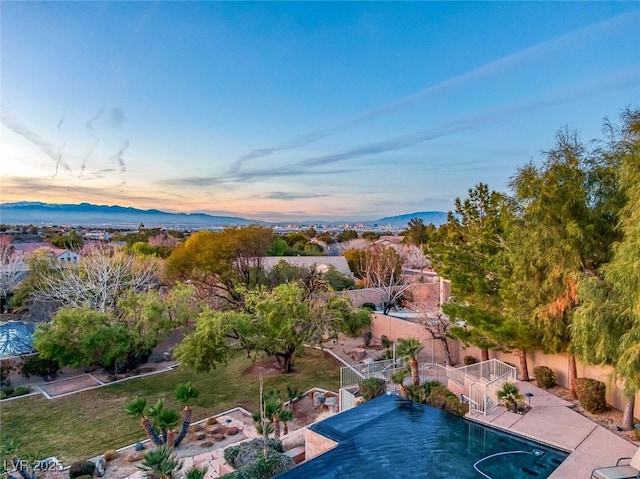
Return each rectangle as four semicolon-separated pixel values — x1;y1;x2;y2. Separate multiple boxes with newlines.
0;390;7;400
2;386;14;397
381;335;392;349
362;330;372;347
463;356;477;365
576;378;607;413
533;366;556;389
206;417;218;425
224;439;283;470
20;355;60;381
362;302;376;311
12;387;30;397
221;452;294;479
103;450;118;462
68;460;96;479
358;378;386;401
184;464;209;479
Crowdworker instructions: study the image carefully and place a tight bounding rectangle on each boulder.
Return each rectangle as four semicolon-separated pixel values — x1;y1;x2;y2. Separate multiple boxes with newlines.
195;432;206;440
200;441;214;448
191;423;203;432
350;348;366;361
94;456;106;477
125;451;144;462
226;426;240;436
69;460;96;479
212;433;225;442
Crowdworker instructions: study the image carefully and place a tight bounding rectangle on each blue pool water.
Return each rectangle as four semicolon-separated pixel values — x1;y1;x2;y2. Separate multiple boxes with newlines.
277;394;568;478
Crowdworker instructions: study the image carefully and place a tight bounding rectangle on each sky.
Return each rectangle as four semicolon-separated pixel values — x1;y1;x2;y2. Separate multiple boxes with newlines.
1;2;639;222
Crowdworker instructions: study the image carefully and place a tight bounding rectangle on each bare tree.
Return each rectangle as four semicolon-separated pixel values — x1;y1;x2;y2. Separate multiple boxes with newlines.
31;247;159;314
409;301;453;366
0;235;27;312
363;246;412;314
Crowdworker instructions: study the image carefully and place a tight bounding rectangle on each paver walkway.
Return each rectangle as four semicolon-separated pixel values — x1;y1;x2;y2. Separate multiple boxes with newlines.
467;381;637;478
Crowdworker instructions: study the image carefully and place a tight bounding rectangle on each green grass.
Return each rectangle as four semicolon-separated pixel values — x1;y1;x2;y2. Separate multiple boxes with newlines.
0;348;340;465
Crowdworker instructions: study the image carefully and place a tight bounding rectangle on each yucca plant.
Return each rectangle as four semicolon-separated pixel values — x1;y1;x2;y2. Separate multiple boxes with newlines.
279;408;294;436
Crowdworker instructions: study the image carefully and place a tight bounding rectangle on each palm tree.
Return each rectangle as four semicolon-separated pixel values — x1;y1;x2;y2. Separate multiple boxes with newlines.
396;338;423;386
173;382;199;448
279;409;294;436
157;410;181;449
391;368;409;398
497;382;523;412
139;445;183;479
286;386;300;414
125;398;163;446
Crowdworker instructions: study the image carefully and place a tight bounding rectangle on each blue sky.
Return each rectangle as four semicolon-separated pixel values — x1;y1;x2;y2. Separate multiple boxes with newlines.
2;2;639;222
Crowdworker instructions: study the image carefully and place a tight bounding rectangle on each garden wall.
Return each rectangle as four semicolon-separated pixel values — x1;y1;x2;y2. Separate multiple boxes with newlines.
370;313;640;420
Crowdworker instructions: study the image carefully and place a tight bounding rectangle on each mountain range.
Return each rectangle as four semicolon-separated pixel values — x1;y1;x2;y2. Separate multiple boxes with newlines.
0;202;449;229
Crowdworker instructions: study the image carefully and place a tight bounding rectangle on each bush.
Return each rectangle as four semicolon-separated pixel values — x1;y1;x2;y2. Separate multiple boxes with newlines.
221;451;294;479
224;439;283;469
463;356;477;366
362;331;372;347
358;378;386;401
576;378;607;413
0;390;7;400
362;302;376;311
0;362;13;387
2;386;14;397
381;335;392;349
103;450;118;462
533;366;556;389
12;387;30;397
424;383;468;417
68;460;96;479
20;355;60;381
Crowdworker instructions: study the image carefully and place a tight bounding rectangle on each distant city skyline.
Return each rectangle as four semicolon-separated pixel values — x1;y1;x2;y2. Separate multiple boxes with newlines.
2;2;639;222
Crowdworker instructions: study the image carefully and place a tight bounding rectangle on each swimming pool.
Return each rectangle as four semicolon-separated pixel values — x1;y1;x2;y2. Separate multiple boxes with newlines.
277;393;568;478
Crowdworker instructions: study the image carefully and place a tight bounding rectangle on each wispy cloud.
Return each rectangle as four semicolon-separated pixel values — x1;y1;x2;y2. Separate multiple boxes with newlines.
230;10;639;173
261;192;331;200
1;114;71;176
111;139;130;173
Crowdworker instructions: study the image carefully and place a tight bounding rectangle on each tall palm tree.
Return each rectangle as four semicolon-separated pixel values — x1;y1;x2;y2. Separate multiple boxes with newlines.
173;382;199;448
396;338;423;386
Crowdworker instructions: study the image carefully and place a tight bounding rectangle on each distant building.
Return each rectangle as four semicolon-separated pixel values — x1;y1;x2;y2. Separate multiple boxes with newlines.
12;243;79;264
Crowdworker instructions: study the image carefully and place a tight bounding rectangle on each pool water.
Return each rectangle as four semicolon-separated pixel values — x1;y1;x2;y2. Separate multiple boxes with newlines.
277;394;568;478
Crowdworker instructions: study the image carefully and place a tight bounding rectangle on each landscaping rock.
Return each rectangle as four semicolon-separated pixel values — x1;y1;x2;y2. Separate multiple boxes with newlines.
191;423;203;432
195;432;207;440
94;456;106;477
213;433;225;442
200;441;214;448
69;460;96;479
103;449;118;462
227;426;240;436
125;451;144;462
350;348;366;361
206;417;218;425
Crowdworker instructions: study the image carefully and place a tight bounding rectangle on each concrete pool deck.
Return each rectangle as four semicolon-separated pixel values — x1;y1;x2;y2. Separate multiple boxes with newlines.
467;381;638;478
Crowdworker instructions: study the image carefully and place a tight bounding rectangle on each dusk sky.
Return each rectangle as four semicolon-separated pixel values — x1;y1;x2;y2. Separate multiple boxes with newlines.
2;2;639;222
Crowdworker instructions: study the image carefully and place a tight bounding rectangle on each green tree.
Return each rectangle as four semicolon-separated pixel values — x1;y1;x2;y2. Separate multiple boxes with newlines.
572;108;640;430
336;229;358;243
50;230;83;249
506;129;613;396
403;218;429;246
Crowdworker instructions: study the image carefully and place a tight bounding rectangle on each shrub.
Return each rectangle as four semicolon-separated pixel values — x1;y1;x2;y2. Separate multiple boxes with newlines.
2;386;14;397
362;302;376;311
424;383;468;417
221;452;294;479
362;331;372;347
0;362;13;387
463;356;477;366
381;335;392;349
0;390;7;400
358;378;386;401
20;355;60;381
576;378;607;413
103;450;118;461
12;387;30;397
406;384;426;403
206;417;218;425
68;460;96;479
184;464;209;479
533;366;556;389
224;439;283;469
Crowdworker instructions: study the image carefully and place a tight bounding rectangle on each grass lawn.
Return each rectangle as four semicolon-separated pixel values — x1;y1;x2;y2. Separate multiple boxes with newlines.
0;348;340;465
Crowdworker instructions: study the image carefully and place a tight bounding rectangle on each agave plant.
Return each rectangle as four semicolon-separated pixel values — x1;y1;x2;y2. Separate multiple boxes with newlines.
183;464;208;479
497;382;523;412
139;444;183;479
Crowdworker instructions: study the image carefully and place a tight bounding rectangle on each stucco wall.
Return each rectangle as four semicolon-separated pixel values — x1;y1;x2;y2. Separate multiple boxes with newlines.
305;429;338;460
370;313;640;420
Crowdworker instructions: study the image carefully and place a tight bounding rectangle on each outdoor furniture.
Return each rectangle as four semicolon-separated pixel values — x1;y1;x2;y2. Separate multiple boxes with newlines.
590;447;640;479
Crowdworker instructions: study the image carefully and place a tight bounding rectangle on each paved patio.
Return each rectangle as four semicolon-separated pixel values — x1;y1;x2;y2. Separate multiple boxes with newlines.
467;381;638;478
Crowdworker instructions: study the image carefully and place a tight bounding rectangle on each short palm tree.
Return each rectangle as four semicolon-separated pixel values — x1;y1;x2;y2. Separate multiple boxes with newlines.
391;368;409;398
286;386;301;414
125;398;163;446
173;382;199;448
279;408;294;436
139;444;183;479
396;338;424;386
497;382;524;412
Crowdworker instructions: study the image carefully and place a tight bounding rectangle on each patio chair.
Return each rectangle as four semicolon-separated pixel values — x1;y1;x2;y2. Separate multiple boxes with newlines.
590;447;640;479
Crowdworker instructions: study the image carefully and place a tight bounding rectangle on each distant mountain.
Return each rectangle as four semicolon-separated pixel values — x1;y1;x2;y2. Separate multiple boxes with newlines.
368;211;449;227
0;202;449;229
0;202;258;228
